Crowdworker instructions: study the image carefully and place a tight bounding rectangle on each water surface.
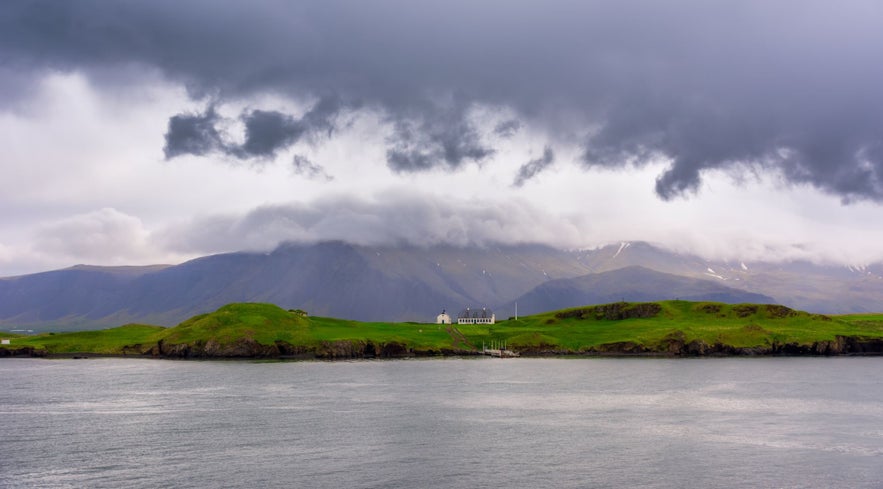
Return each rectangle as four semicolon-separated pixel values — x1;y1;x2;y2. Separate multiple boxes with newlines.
2;357;881;488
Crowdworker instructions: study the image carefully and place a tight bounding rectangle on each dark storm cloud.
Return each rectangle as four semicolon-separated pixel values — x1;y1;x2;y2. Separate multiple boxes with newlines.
513;146;555;187
235;96;340;159
162;108;224;159
4;0;883;200
163;98;341;160
236;110;305;159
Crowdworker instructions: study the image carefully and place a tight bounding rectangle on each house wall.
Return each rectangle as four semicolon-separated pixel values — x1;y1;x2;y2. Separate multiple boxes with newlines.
457;316;495;325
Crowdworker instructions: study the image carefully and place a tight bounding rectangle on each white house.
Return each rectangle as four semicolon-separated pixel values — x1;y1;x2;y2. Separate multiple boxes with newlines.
457;307;495;325
436;310;452;324
1;339;10;345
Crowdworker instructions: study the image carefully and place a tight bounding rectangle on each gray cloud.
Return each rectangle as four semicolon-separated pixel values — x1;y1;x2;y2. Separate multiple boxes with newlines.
162;107;224;159
157;192;587;254
494;119;522;138
4;1;883;200
34;208;151;263
385;102;495;172
235;96;340;159
292;155;333;181
513;146;555;187
235;110;305;159
163;98;341;161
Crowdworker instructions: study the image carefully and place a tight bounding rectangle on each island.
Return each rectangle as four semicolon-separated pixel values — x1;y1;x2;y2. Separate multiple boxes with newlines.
2;301;883;359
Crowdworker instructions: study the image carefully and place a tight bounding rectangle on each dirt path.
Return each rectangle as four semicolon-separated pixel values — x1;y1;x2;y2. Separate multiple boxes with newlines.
445;325;475;351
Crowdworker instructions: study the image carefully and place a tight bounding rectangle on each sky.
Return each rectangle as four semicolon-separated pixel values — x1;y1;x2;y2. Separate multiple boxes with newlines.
2;0;883;276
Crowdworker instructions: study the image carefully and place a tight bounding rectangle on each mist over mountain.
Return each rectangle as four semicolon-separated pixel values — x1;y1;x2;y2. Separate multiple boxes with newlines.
2;240;882;331
499;266;775;318
584;242;883;314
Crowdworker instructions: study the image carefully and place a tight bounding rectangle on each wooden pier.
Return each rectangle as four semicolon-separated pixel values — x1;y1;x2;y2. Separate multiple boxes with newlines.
482;341;519;358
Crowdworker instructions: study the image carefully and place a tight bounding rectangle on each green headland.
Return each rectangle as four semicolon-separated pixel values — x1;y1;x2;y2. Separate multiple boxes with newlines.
3;301;883;358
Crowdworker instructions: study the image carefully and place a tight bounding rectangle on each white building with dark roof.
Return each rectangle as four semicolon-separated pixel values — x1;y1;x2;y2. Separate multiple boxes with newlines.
457;307;495;325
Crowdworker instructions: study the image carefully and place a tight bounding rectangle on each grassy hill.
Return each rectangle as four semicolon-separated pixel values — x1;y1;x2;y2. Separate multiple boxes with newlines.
3;301;883;358
461;301;883;354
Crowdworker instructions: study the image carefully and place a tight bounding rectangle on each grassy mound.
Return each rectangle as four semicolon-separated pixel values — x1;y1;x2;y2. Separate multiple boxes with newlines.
162;303;309;345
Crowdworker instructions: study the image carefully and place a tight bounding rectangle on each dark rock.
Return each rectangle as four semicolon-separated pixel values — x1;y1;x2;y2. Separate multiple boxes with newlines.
658;330;687;354
840;336;883;354
378;342;411;358
0;346;47;357
765;304;798;318
733;305;758;318
596;341;648;354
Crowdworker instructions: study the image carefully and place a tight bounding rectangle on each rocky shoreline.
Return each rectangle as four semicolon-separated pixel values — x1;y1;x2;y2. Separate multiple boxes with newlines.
4;334;883;359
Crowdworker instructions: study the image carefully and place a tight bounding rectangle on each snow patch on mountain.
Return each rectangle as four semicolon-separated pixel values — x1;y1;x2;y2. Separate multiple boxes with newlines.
613;242;631;259
704;267;726;280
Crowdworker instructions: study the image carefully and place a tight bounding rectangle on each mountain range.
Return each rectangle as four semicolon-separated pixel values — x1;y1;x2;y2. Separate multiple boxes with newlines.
2;240;882;331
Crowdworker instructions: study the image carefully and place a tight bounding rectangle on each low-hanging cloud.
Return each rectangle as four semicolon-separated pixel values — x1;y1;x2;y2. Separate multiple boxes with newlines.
157;192;588;255
33;208;153;263
4;0;883;200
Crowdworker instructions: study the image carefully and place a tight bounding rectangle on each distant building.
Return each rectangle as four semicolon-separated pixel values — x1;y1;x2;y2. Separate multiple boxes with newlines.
457;307;495;325
1;339;10;345
436;310;451;324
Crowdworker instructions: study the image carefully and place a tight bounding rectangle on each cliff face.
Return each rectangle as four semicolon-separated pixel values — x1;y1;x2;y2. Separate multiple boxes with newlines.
675;335;883;356
125;333;883;358
0;346;47;357
515;335;883;357
4;337;883;358
133;338;472;359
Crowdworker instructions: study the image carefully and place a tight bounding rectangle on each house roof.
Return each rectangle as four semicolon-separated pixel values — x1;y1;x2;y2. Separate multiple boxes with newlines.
457;307;493;319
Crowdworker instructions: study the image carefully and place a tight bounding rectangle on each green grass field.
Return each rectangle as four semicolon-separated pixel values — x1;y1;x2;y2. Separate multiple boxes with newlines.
3;301;883;356
469;301;883;351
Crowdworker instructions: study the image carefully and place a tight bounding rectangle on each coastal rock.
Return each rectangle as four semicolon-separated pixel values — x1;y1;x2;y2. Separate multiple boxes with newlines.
839;336;883;354
379;341;410;357
314;340;364;358
596;341;648;354
142;338;278;358
0;346;47;357
134;337;440;359
659;331;687;354
273;340;311;358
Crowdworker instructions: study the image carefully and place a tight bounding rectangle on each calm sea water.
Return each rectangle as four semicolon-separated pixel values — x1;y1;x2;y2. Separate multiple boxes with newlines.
1;357;882;488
